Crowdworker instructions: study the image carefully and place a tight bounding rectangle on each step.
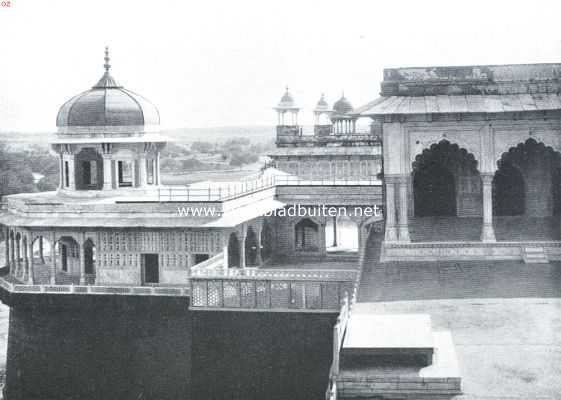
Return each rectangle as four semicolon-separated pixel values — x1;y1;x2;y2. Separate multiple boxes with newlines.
522;247;549;264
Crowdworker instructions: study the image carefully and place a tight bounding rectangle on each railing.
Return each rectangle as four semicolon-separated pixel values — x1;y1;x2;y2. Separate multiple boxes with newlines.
157;174;381;202
0;272;189;297
324;225;368;400
190;277;353;311
157;175;276;201
192;266;358;282
273;175;382;186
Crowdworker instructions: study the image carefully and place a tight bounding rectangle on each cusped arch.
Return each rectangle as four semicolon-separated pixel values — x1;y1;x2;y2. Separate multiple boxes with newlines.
409;132;482;173
412;140;479;173
493;131;561;165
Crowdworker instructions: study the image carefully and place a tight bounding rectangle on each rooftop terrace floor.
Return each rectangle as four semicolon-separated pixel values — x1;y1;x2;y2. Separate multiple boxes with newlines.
358;241;561;399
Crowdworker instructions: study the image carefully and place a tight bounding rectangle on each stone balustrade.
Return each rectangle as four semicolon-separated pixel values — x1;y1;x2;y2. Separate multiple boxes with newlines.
0;267;189;297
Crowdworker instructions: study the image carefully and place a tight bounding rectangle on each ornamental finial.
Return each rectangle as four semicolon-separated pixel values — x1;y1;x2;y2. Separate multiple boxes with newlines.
104;46;111;72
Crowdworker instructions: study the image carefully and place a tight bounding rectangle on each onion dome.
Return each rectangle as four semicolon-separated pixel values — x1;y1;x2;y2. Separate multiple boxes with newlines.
314;93;330;112
274;86;299;110
333;93;354;115
56;47;160;131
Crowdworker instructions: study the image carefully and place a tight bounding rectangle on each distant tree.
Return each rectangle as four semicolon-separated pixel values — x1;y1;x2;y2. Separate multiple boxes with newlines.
36;174;59;192
181;158;205;170
191;141;214;154
160;158;182;172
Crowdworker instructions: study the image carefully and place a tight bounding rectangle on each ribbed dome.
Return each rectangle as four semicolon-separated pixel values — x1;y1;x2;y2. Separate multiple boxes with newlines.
276;86;298;109
56;49;160;129
315;94;329;112
333;95;353;115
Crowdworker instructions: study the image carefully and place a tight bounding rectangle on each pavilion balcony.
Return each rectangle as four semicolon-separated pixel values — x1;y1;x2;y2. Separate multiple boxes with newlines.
276;126;381;147
189;253;357;312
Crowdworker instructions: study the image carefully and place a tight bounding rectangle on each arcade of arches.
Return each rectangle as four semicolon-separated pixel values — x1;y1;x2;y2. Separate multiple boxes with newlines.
386;139;561;243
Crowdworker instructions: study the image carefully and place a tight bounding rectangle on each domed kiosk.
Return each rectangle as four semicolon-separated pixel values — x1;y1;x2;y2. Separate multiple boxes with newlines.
331;93;357;134
53;47;166;192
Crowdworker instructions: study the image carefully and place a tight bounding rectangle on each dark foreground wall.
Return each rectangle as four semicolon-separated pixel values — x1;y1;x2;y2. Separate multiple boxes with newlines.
192;311;337;400
3;294;192;400
2;292;336;400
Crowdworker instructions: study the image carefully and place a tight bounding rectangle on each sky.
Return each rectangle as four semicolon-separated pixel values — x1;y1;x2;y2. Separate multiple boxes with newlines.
1;0;561;131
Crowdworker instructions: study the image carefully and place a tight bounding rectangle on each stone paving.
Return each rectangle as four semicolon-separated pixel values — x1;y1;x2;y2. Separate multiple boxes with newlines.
358;239;561;399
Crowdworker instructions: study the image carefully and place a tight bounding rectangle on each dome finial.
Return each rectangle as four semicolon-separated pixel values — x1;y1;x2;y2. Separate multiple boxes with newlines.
104;46;111;73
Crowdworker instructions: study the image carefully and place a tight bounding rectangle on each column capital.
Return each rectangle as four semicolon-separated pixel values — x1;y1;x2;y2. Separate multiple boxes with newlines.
481;173;494;184
385;174;409;184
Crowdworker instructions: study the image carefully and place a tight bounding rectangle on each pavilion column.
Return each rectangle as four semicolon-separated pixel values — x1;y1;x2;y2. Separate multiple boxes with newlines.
27;239;34;284
58;154;64;189
23;238;29;282
397;176;410;242
9;235;15;274
138;156;147;187
256;226;263;267
384;178;398;242
67;157;76;190
102;155;113;190
79;233;86;285
481;173;496;242
4;228;9;269
49;233;56;284
240;227;247;269
155;152;161;185
131;160;137;187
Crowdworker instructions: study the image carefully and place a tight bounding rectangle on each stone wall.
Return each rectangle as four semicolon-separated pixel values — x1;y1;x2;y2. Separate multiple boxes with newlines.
191;310;337;400
2;293;337;400
3;294;191;400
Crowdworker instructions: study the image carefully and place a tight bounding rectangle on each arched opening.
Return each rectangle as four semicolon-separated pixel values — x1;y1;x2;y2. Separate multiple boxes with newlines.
493;139;561;240
412;140;480;217
84;239;96;275
56;236;80;280
495;139;561;217
75;148;103;190
325;215;359;253
244;227;259;266
32;236;52;264
493;163;525;216
260;220;274;262
294;218;319;251
227;233;241;268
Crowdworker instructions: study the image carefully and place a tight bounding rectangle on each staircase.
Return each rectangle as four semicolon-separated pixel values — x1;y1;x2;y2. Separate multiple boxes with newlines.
522;246;549;264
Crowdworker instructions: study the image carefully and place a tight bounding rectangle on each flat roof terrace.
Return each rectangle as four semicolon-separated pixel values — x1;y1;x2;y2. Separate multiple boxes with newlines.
358;250;561;399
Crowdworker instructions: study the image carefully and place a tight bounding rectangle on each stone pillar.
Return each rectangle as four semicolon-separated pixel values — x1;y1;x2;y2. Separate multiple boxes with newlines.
102;155;113;190
131;160;137;187
113;160;120;188
9;234;15;274
240;227;246;269
67;157;76;190
384;179;398;242
50;233;56;284
397;176;410;242
27;239;34;284
256;226;263;267
4;228;9;269
23;238;29;282
58;154;64;189
79;233;86;285
138;156;147;187
332;216;338;247
481;173;496;242
320;223;327;256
